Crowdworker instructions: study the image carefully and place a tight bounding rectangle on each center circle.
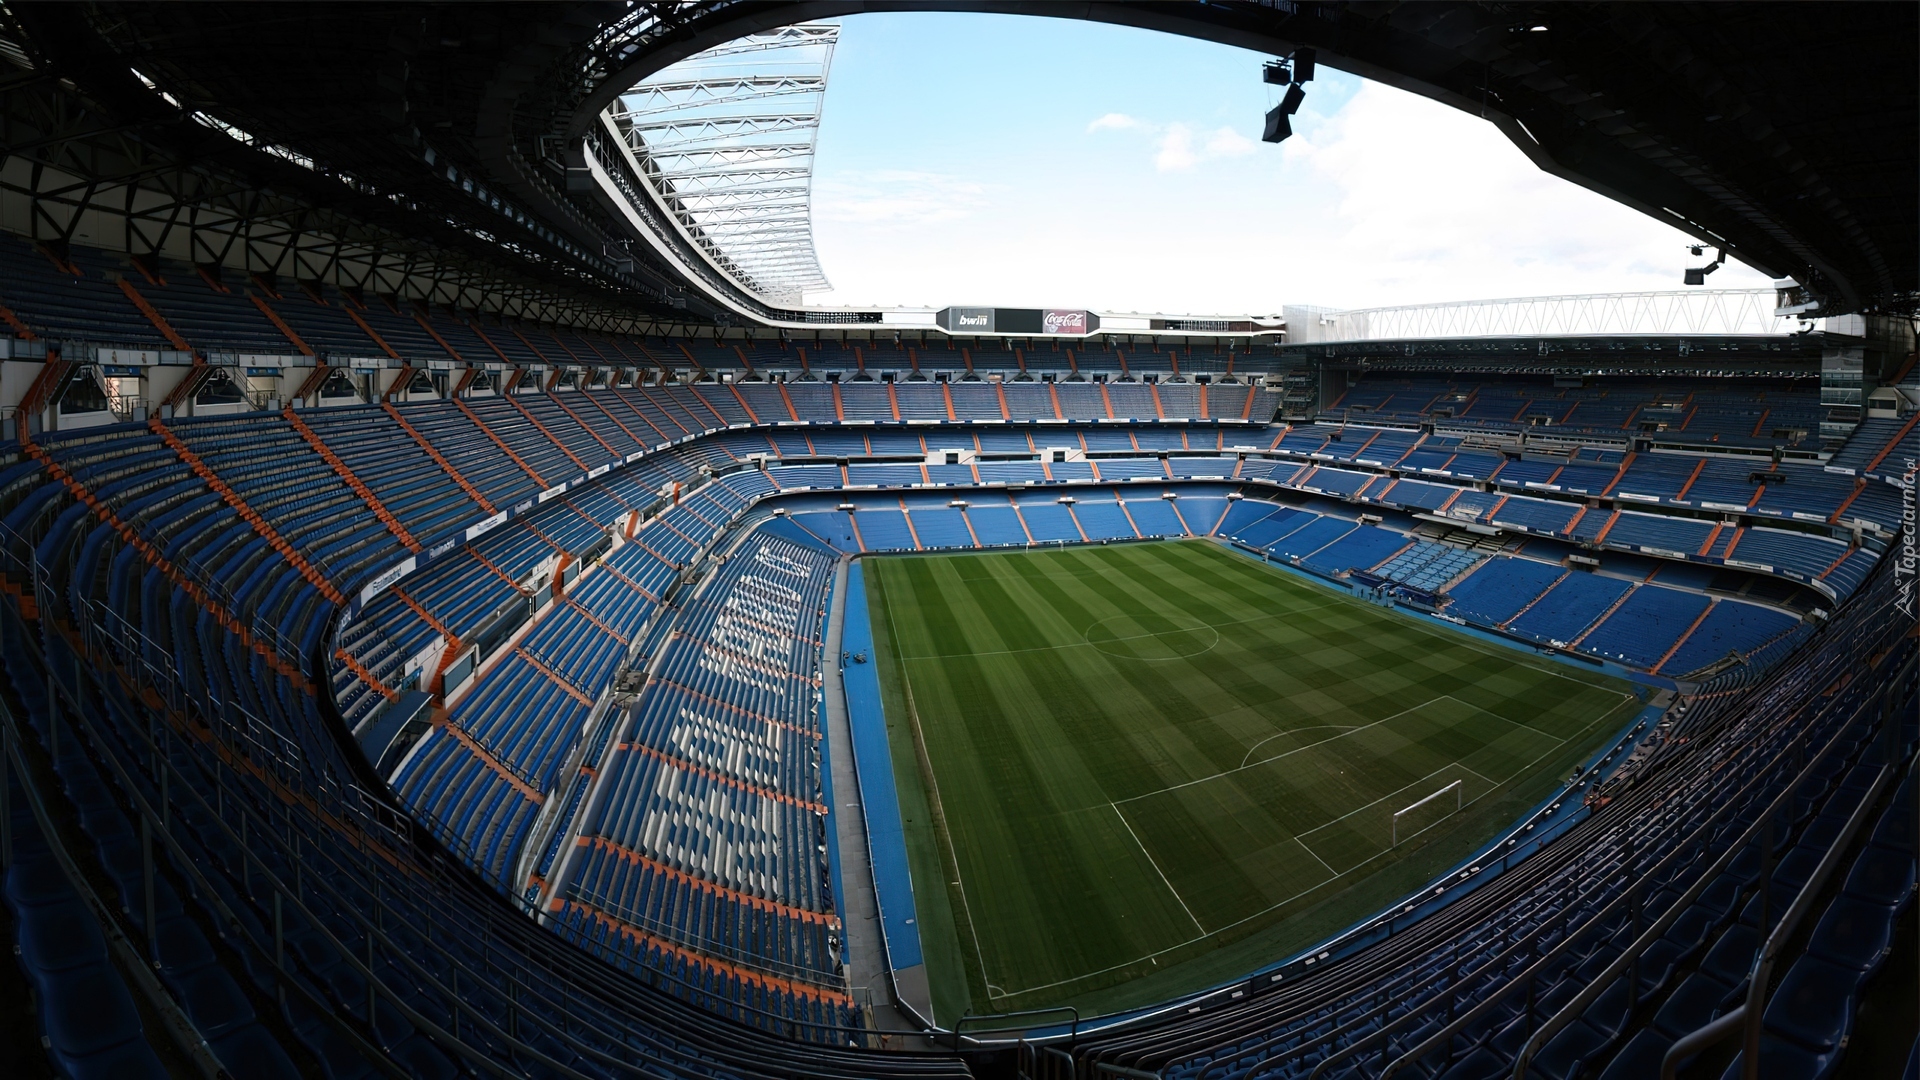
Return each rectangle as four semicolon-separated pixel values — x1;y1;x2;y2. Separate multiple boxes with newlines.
1083;613;1221;660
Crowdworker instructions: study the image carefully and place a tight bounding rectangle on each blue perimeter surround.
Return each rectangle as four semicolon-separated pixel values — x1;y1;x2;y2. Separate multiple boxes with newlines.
839;562;925;972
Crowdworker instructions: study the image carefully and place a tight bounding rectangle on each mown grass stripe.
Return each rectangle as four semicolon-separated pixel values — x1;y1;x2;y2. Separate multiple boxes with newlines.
864;540;1637;1018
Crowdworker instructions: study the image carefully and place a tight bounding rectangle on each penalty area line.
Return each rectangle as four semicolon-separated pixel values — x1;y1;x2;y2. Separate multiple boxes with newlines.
1111;802;1206;936
1131;695;1467;804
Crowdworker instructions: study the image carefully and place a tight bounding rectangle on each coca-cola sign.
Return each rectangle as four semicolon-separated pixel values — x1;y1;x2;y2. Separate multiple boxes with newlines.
1042;309;1089;335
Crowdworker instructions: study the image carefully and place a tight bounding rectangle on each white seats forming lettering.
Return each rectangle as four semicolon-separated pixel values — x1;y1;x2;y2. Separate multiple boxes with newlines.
627;536;830;902
640;754;782;898
668;705;782;788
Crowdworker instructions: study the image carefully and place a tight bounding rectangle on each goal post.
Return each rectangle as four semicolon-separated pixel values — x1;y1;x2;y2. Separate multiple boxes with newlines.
1392;778;1463;847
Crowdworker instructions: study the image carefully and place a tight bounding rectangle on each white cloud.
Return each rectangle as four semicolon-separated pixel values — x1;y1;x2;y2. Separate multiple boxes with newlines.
1092;116;1258;172
808;81;1774;311
1267;81;1775;305
1203;126;1256;159
810;170;997;225
1154;124;1196;171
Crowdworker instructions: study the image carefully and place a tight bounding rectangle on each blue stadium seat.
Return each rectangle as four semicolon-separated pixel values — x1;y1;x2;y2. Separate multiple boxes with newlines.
0;249;1901;1080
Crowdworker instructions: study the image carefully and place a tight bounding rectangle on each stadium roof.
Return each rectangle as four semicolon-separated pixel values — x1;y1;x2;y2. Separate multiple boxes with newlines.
1294;289;1793;343
5;2;1914;327
607;23;836;305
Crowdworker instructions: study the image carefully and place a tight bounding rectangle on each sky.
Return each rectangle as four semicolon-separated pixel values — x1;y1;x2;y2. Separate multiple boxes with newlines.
799;12;1774;315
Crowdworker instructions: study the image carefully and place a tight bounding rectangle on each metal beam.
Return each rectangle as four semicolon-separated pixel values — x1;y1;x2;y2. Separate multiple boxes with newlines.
600;23;837;304
1305;290;1790;342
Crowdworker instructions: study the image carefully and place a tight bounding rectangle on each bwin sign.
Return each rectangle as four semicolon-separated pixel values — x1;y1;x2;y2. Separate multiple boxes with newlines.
939;306;995;333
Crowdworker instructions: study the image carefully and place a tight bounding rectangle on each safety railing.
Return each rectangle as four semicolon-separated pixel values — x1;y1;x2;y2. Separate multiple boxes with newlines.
5;386;1899;1078
0;534;894;1060
10;604;889;1067
1478;653;1909;1078
1654;672;1917;1080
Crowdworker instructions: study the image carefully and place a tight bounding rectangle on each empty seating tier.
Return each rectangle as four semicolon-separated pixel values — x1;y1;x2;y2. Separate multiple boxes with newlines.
0;241;1908;1077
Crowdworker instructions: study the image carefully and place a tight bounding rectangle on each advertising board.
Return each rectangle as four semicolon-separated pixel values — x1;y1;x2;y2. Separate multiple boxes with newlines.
1043;309;1089;335
939;306;994;332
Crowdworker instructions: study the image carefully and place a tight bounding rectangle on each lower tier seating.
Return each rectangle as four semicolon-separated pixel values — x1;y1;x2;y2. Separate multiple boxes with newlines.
0;377;1903;1079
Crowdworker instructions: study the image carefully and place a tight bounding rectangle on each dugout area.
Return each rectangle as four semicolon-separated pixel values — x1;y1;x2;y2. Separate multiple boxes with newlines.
861;540;1644;1023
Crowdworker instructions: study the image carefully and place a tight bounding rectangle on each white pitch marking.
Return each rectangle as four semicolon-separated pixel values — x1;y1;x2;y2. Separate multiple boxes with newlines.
1111;803;1206;936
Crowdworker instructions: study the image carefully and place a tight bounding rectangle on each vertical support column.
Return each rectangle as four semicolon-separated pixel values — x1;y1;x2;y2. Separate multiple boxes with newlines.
47;683;58;762
1;726;11;871
274;890;286;1008
367;916;378;1029
142;814;157;962
1880;680;1903;765
1756;815;1777;937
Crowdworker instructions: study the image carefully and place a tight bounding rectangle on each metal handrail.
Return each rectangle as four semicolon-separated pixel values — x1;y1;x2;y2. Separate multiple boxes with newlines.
1300;833;1640;1079
1516;648;1911;1074
949;1005;1081;1049
1472;652;1913;1079
44;633;874;1076
1076;558;1895;1074
1304;618;1885;1080
1355;670;1849;1078
1660;684;1918;1080
31;678;608;1080
1505;647;1914;1077
11;385;1900;1072
29;525;893;1060
0;710;233;1080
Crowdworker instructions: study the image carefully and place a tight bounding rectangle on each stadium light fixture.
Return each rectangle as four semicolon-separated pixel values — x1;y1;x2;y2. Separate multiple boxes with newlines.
1262;105;1292;143
1263;57;1308;143
1684;247;1727;285
1292;47;1316;82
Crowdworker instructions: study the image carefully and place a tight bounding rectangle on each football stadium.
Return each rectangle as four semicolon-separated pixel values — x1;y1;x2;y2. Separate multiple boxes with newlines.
0;3;1913;1080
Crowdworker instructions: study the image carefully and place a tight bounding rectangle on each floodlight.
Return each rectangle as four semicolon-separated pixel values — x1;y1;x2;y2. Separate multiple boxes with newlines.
1262;105;1292;143
1293;47;1316;82
1683;247;1727;285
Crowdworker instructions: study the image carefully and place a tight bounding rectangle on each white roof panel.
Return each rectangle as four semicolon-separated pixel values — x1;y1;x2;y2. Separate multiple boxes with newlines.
608;24;837;306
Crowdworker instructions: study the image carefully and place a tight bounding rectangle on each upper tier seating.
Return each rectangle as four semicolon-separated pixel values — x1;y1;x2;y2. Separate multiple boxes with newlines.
1826;414;1919;477
1323;373;1825;450
0;237;177;348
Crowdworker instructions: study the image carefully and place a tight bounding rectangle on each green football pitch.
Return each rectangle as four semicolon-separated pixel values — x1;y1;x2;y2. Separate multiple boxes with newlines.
864;539;1642;1022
